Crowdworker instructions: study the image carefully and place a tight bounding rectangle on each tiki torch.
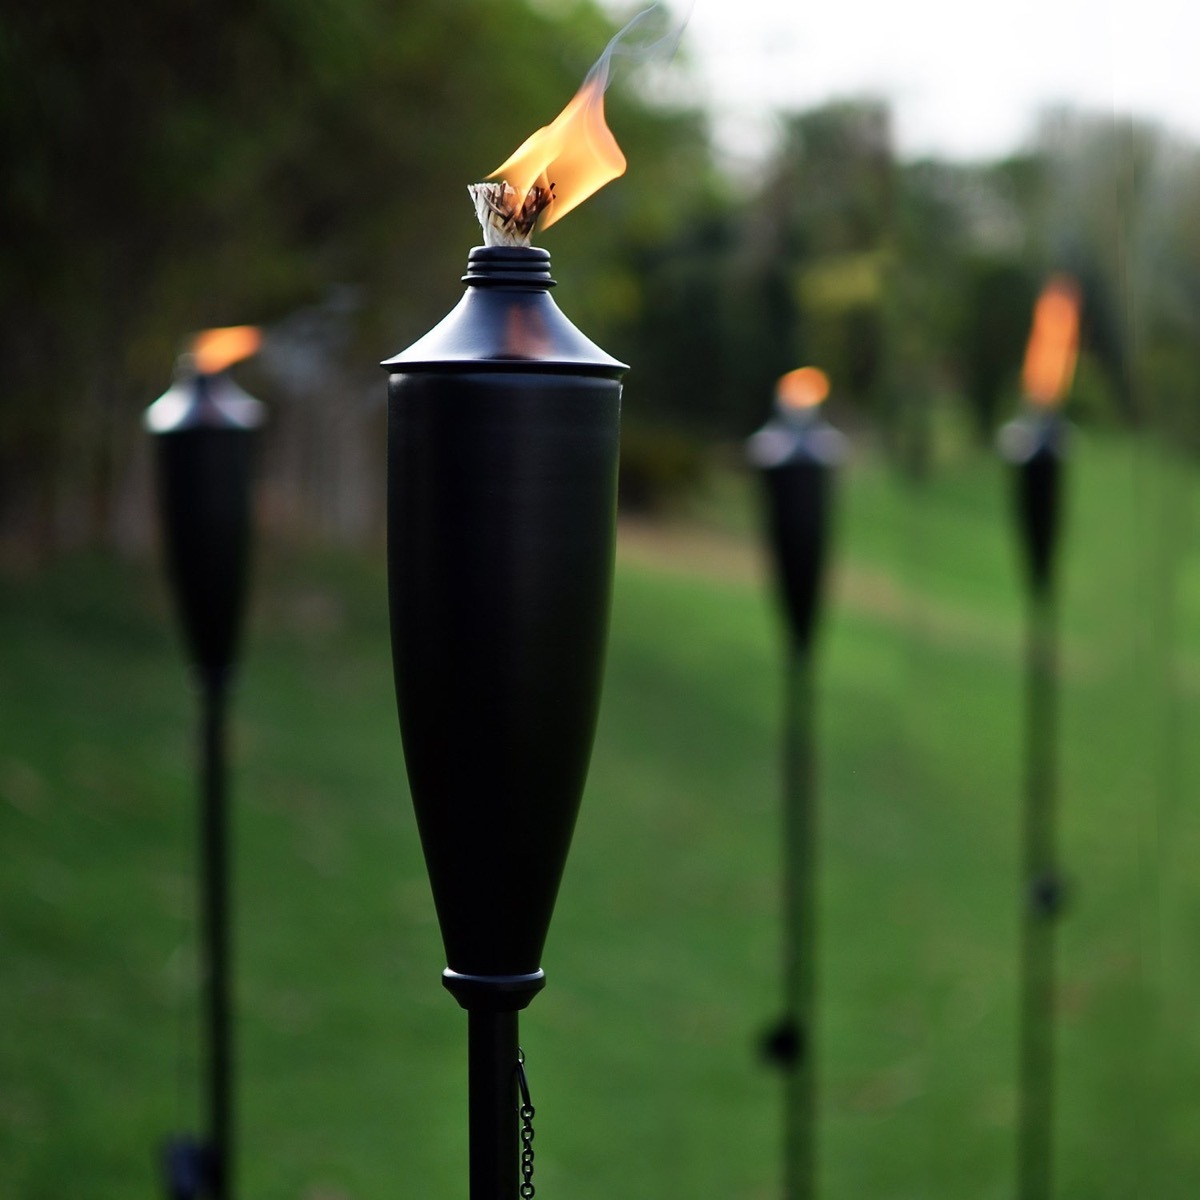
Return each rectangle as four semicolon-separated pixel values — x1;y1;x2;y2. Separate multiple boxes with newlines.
747;367;846;1200
381;32;638;1200
997;276;1080;1200
145;326;264;1200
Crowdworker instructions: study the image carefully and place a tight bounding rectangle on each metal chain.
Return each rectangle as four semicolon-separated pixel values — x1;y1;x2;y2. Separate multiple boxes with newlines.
516;1048;536;1198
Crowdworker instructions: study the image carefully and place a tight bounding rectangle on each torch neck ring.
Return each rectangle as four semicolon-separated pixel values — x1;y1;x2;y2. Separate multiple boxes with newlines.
463;246;556;290
442;969;546;1012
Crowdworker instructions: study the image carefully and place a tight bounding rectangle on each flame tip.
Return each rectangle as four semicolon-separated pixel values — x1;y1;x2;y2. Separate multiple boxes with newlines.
1021;277;1081;408
189;324;263;375
777;366;830;410
479;72;625;237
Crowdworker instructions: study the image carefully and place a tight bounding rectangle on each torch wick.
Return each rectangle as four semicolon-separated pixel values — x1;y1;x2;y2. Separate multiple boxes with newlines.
469;181;556;247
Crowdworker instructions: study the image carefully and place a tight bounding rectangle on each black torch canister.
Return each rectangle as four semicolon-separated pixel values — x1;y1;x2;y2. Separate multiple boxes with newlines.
145;331;264;1200
746;368;846;1200
998;274;1079;1200
382;245;625;1200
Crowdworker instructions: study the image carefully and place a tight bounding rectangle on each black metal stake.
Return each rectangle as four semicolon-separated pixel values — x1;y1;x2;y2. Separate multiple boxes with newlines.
999;411;1065;1200
147;361;263;1200
779;648;817;1200
199;669;233;1200
467;1011;521;1200
1016;586;1060;1200
748;389;845;1200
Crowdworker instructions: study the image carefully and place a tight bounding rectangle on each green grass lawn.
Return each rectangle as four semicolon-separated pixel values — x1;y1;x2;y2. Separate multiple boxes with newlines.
1;430;1198;1199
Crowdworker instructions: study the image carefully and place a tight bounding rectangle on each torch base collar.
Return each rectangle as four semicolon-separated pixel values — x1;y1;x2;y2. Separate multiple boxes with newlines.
442;969;547;1012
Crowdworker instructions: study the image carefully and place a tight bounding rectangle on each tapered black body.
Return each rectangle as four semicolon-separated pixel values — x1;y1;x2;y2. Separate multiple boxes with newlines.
147;372;264;678
1000;412;1065;599
748;412;845;653
146;371;262;1200
747;407;845;1200
383;246;624;1200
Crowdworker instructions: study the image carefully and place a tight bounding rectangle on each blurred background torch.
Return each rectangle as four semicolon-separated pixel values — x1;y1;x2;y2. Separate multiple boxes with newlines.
997;276;1080;1200
746;366;846;1200
144;325;265;1200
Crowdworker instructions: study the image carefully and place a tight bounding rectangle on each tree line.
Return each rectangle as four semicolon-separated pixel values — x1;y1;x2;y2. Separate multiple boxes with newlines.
2;0;1196;556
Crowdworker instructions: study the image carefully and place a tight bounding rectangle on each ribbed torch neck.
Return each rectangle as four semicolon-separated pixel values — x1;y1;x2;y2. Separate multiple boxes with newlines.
463;246;556;289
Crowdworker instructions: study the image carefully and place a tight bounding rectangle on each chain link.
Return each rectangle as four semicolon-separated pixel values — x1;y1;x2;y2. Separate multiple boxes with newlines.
516;1048;536;1198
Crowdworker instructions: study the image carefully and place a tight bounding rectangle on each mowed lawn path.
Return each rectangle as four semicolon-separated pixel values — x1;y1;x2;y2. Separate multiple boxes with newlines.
1;431;1197;1199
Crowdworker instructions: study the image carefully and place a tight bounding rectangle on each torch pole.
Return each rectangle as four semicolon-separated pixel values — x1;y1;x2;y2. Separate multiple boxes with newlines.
198;667;233;1200
747;388;843;1200
146;358;263;1200
1000;406;1066;1200
780;646;817;1200
1002;276;1076;1200
466;1011;521;1200
1016;586;1059;1200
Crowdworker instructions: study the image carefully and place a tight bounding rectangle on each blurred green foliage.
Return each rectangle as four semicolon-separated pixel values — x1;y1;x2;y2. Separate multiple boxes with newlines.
0;0;715;552
1;3;1198;553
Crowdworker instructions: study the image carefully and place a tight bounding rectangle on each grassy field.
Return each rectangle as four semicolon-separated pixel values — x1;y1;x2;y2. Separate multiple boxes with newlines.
2;430;1198;1199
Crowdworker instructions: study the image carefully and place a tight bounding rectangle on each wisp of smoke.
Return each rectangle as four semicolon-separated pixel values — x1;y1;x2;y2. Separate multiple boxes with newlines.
584;1;694;94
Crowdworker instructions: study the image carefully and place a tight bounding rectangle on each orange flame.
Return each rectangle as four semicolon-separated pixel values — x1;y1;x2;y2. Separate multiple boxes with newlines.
190;325;262;375
1021;277;1080;408
488;74;626;231
777;367;830;411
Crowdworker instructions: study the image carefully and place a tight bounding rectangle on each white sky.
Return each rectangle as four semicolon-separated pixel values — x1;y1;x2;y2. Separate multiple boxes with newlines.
664;0;1198;163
